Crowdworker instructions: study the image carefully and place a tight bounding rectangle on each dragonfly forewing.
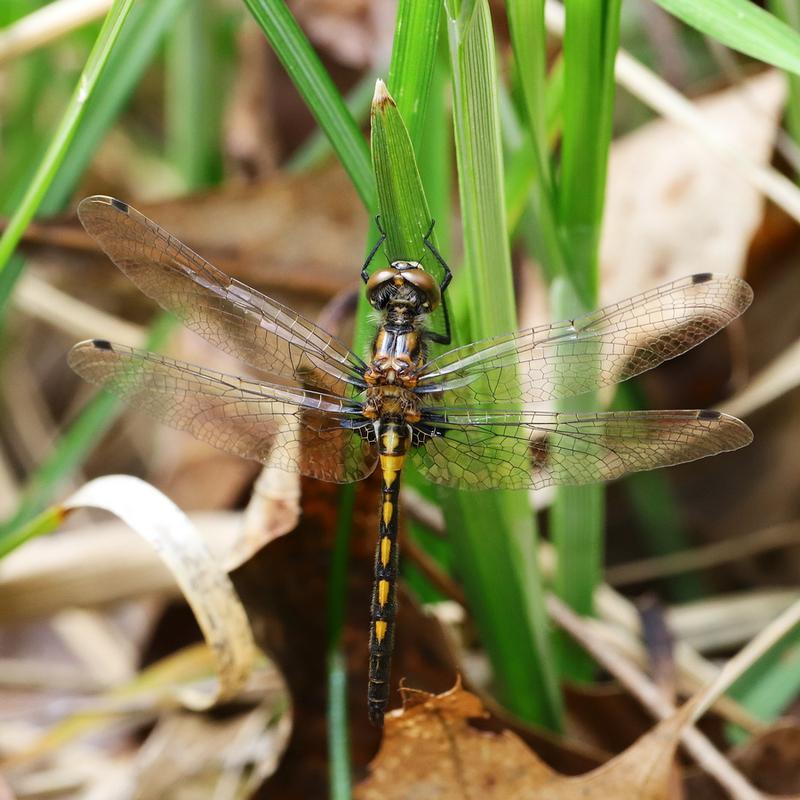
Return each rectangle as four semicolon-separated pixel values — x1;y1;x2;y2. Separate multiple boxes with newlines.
417;273;752;407
77;196;368;396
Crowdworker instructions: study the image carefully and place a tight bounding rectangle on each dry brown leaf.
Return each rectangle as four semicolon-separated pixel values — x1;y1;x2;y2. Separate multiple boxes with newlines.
18;165;365;316
224;19;280;181
601;70;785;301
518;72;784;419
290;0;391;69
356;683;696;800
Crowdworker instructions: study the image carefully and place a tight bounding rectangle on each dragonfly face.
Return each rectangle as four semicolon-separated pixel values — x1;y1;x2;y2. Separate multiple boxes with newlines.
69;196;754;727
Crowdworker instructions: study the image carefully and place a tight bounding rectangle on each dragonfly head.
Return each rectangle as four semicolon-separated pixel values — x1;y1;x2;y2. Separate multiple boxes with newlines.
366;260;441;313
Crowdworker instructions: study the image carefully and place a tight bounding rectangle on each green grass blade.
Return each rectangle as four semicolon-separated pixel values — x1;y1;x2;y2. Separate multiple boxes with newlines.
387;1;441;150
442;0;562;728
371;82;433;256
327;3;446;775
242;0;375;211
327;483;356;799
0;46;58;211
415;29;451;242
767;1;800;159
502;63;566;279
166;0;223;189
41;0;190;213
0;0;135;287
550;0;621;683
287;70;378;173
507;1;548;155
655;0;800;77
727;633;800;744
0;0;191;540
445;2;514;328
0;0;177;322
0;0;182;323
557;0;620;303
506;1;565;277
0;505;66;560
613;382;706;602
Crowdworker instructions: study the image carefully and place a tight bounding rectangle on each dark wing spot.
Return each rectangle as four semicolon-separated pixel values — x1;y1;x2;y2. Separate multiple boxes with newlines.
110;198;129;213
92;339;114;351
698;409;720;420
692;272;713;284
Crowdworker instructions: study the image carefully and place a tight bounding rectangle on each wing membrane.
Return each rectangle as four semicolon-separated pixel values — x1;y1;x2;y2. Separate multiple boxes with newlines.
78;196;367;395
418;274;752;405
411;409;752;490
69;340;377;483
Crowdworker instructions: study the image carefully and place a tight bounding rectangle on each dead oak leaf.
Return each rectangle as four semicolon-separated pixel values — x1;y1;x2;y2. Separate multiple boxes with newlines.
356;684;696;800
600;69;786;298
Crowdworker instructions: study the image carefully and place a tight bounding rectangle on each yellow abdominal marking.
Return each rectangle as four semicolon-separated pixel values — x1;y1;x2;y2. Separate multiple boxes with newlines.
382;500;393;526
375;620;387;642
378;579;390;606
381;430;401;451
380;454;405;487
380;536;391;567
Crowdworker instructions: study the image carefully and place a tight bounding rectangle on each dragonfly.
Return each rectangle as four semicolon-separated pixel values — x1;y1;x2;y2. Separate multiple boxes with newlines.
69;196;753;727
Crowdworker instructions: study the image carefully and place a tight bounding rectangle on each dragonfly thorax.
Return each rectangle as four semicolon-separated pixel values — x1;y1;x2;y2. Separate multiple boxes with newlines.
363;384;421;424
364;319;425;392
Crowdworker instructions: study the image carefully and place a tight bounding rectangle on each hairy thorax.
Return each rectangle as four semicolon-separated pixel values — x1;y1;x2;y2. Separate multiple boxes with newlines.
363;384;421;424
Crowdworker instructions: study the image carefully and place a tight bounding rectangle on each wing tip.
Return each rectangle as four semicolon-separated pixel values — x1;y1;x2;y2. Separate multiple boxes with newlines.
689;272;753;314
77;195;130;223
67;338;116;370
705;409;753;450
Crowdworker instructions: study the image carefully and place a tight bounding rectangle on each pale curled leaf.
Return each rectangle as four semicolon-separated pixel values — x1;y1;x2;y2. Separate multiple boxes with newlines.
63;475;255;710
0;511;245;622
236;465;301;569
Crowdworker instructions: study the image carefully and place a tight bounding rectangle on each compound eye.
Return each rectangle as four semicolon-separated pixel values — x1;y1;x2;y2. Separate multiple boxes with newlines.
403;268;441;311
366;267;398;307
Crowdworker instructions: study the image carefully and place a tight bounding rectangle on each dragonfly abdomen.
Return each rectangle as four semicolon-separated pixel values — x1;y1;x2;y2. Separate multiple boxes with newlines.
367;421;409;726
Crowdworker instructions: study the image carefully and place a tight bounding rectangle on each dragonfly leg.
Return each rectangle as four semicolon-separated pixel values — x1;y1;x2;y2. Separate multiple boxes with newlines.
422;221;452;295
361;218;387;283
421;222;453;346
